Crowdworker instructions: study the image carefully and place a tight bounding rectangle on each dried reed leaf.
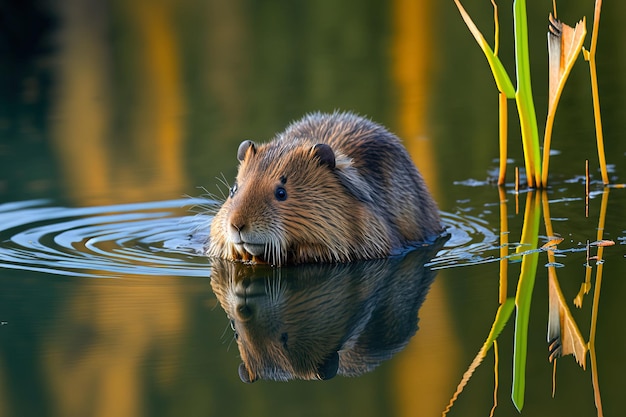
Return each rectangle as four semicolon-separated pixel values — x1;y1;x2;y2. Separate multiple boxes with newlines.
542;14;587;186
547;14;587;110
548;14;587;107
541;236;564;250
547;270;588;369
590;239;615;247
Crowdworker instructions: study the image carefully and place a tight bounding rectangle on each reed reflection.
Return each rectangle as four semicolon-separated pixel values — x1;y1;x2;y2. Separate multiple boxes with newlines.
210;239;446;383
445;186;616;416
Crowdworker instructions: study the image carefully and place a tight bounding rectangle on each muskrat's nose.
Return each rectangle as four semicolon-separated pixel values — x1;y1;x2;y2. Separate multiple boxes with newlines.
228;217;245;244
229;210;247;235
231;221;245;232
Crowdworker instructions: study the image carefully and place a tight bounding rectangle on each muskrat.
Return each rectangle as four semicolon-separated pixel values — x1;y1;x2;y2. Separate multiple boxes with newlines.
207;111;442;265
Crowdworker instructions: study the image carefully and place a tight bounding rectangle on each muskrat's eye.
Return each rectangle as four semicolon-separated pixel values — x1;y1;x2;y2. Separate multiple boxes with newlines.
274;186;287;201
229;183;238;198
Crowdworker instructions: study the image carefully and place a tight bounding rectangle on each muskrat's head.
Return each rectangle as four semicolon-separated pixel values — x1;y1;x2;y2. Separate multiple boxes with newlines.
208;137;386;265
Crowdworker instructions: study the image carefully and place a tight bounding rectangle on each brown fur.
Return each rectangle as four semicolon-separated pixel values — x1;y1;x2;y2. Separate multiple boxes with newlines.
208;111;442;265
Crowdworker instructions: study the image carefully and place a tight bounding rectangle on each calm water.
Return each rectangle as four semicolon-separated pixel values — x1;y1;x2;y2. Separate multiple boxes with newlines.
1;1;625;416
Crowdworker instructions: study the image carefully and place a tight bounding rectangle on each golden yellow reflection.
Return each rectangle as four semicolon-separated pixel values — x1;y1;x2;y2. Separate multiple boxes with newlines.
47;1;190;416
119;0;187;201
52;0;186;205
391;1;460;416
45;279;185;417
51;0;112;205
392;0;439;195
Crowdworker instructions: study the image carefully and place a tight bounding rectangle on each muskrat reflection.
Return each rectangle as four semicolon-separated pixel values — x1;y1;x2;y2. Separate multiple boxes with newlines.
210;241;445;383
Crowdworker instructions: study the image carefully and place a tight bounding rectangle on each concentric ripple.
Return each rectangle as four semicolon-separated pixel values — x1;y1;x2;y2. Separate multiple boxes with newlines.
431;212;501;269
0;199;499;277
0;199;213;278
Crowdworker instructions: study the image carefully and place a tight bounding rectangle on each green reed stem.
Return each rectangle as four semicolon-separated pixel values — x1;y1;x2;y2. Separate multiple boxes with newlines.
513;0;542;189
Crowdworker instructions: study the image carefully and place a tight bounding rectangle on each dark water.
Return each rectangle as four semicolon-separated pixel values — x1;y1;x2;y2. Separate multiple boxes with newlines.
1;1;625;416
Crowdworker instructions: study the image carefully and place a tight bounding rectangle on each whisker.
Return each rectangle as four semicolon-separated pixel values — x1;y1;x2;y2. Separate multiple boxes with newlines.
215;174;231;201
220;320;232;341
226;334;237;352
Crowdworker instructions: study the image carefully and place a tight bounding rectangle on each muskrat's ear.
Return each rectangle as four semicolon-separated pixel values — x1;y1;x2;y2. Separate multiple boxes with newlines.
312;143;336;170
238;363;258;383
316;351;339;380
237;140;256;162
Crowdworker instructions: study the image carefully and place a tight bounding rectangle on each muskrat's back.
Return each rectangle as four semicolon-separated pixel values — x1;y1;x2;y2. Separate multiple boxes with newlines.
208;111;442;265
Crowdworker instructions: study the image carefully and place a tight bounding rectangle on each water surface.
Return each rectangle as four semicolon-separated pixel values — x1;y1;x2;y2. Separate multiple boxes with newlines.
1;1;625;417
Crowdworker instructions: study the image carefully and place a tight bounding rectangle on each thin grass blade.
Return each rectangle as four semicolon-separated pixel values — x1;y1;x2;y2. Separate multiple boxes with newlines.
453;0;515;98
443;298;515;416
